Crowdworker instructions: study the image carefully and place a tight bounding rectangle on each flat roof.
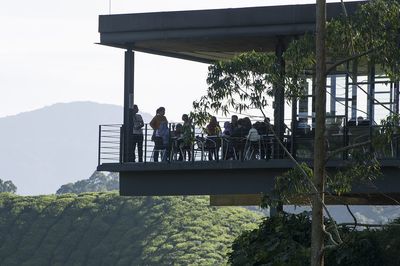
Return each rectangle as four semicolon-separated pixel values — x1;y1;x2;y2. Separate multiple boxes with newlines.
98;1;365;63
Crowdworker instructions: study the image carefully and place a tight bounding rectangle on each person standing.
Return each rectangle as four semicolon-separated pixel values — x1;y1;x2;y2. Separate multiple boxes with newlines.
231;115;239;131
181;114;193;161
132;104;144;162
205;116;222;161
150;107;168;162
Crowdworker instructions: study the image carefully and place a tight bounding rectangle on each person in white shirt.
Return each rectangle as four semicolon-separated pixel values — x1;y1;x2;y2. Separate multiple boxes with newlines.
132;104;144;162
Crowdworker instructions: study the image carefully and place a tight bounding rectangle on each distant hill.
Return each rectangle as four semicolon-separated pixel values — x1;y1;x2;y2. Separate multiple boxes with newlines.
0;102;151;195
0;193;260;265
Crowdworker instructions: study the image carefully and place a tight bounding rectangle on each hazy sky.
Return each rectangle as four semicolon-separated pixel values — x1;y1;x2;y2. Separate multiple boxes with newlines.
1;0;360;121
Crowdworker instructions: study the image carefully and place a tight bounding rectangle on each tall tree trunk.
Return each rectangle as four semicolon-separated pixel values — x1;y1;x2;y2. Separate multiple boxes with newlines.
312;1;327;266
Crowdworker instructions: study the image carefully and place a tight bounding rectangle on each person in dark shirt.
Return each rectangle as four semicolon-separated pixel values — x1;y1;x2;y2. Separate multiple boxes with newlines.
231;119;248;160
231;115;239;132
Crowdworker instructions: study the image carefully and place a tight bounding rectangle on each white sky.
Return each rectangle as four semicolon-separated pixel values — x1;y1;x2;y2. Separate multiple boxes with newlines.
1;0;361;121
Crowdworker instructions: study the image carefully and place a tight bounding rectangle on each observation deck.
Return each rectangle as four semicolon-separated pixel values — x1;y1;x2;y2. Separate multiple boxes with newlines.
97;1;400;205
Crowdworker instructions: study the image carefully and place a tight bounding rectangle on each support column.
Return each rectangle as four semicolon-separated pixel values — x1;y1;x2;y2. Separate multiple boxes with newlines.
368;63;375;124
395;81;400;115
273;38;285;159
351;60;358;120
330;75;336;115
368;63;375;153
123;49;135;162
291;97;297;157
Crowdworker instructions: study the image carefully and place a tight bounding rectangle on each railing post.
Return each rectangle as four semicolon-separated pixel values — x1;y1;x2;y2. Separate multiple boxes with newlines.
192;125;195;162
120;125;124;163
144;124;148;163
98;125;102;166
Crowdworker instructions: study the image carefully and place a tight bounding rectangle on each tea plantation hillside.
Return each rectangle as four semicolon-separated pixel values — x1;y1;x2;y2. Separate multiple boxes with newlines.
0;193;260;265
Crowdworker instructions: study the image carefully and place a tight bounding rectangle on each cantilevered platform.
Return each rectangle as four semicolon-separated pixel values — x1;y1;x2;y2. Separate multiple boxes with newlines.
97;1;400;205
97;159;400;205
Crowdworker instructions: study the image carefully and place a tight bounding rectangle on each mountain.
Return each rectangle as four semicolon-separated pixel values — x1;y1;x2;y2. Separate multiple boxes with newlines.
0;102;151;195
0;193;260;265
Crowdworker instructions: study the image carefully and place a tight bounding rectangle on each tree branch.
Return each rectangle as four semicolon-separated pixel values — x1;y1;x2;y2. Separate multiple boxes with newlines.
326;48;376;75
338;223;400;228
326;140;371;162
262;120;343;246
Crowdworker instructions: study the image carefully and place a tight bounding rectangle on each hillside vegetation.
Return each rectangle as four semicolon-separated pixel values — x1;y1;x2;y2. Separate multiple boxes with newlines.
56;172;118;194
0;193;260;265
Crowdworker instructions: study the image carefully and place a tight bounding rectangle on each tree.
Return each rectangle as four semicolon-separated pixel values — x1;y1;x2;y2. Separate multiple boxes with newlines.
229;212;400;266
56;171;118;194
192;1;400;265
313;0;327;265
0;178;17;193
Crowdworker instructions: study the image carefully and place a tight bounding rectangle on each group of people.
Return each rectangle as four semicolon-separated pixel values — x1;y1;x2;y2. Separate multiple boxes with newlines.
149;107;194;162
130;105;275;162
202;115;274;160
131;106;193;162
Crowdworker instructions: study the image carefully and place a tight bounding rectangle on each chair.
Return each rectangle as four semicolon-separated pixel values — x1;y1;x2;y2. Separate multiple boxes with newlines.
222;137;237;160
244;129;261;160
193;136;208;161
169;137;181;161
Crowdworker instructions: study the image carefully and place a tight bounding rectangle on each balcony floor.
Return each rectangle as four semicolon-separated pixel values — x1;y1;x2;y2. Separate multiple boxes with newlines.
98;159;400;205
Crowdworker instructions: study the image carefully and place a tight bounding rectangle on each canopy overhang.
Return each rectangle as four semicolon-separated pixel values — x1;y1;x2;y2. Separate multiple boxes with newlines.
98;1;365;63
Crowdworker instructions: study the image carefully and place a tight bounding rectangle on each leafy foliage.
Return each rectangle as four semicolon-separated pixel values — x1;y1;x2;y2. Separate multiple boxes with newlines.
329;152;381;196
56;171;118;194
0;193;260;265
0;178;16;193
230;212;400;266
192;52;278;125
193;0;400;125
229;212;311;266
262;155;381;208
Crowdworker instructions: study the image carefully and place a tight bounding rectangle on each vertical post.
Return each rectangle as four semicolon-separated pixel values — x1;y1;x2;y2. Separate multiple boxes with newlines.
351;59;358;120
396;81;400;158
368;62;375;151
291;97;297;157
395;81;399;115
144;124;148;163
312;0;326;265
330;75;336;115
98;125;102;166
269;205;283;217
344;62;350;159
192;125;196;162
123;49;135;162
119;125;124;163
273;38;285;159
312;75;316;133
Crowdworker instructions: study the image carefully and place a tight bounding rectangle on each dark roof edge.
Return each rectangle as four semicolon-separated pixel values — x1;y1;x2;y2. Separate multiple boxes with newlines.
99;1;366;33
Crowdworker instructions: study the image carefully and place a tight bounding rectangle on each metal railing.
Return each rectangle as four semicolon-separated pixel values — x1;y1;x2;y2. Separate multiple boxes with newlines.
98;124;123;165
97;122;400;165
